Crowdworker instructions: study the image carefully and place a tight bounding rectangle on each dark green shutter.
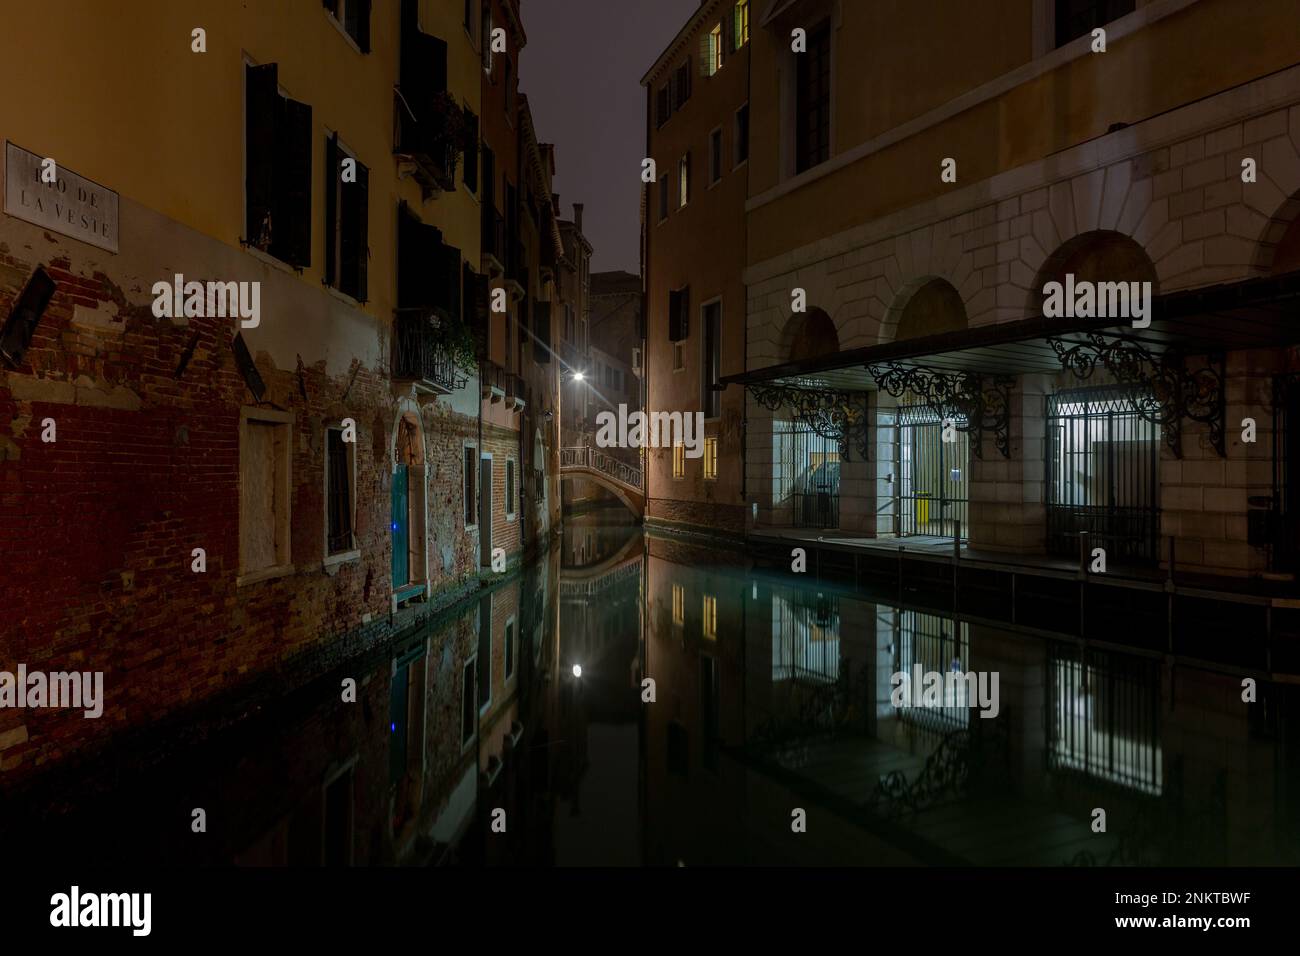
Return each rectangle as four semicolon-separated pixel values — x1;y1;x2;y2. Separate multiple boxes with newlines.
245;63;278;248
463;108;479;193
324;133;338;287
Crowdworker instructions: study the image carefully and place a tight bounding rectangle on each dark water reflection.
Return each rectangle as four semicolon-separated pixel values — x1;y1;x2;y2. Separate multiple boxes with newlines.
6;521;1300;866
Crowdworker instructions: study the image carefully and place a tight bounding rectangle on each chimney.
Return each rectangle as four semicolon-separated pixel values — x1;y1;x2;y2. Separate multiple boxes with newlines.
574;203;584;233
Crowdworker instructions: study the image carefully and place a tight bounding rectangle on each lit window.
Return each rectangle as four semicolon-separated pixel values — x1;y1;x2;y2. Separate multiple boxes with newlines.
672;584;685;626
704;437;718;480
703;595;717;640
673;342;686;371
673;443;685;479
708;24;723;76
678;153;690;208
734;0;750;49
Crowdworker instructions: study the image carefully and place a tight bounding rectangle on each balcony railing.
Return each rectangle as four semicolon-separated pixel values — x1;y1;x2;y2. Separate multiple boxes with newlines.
393;310;467;394
480;359;506;402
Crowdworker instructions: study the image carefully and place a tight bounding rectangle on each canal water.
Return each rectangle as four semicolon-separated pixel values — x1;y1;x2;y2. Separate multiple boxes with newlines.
5;512;1298;866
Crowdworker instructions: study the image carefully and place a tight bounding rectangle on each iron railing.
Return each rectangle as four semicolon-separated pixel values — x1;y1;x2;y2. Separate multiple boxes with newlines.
560;445;643;491
480;359;506;399
775;420;840;529
559;560;643;600
392;311;466;393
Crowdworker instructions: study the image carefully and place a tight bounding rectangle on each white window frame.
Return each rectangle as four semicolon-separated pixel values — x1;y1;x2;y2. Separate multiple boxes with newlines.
238;406;295;587
703;594;718;640
678;154;690;208
323;421;360;566
704;436;719;481
672;442;686;480
323;0;365;54
505;615;516;682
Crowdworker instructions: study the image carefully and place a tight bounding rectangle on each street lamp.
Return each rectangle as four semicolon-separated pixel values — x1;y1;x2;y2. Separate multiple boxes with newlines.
572;371;585;382
572;664;582;678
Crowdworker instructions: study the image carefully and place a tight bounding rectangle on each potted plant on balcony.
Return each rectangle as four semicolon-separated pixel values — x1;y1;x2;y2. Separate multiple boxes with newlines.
428;311;478;375
425;92;466;191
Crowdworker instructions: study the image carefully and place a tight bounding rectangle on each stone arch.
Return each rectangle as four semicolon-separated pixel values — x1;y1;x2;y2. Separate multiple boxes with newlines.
881;276;967;344
389;397;426;466
1028;230;1158;314
388;397;429;598
1259;191;1300;275
778;307;840;363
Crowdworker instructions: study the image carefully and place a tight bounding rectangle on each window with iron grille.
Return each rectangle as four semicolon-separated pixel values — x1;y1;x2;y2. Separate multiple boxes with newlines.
1046;385;1160;564
775;419;839;529
326;426;355;555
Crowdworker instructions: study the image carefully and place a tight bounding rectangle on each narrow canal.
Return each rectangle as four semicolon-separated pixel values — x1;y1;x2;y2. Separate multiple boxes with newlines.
5;514;1299;867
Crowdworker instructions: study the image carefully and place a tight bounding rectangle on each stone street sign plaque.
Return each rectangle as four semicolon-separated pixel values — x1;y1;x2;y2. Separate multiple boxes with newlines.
4;141;119;253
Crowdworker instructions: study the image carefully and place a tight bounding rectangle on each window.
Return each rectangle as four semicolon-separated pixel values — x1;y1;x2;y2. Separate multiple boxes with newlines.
632;347;642;374
323;0;371;52
707;24;723;76
656;83;671;128
673;59;692;110
462;107;479;193
704;437;718;481
245;63;312;268
324;135;369;302
673;443;686;479
734;103;749;166
734;0;750;49
709;128;723;185
795;21;832;174
505;618;515;680
668;286;690;342
482;10;493;72
325;426;355;556
703;595;717;640
678;154;690;207
658;174;669;222
702;300;721;417
506;460;516;517
673;342;686;372
672;584;685;626
461;660;476;746
1055;0;1135;48
463;444;477;527
239;408;293;579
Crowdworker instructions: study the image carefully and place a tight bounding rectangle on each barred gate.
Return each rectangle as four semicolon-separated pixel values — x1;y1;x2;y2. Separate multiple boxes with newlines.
1272;374;1300;572
896;403;969;538
1046;386;1160;564
895;610;971;734
775;420;840;529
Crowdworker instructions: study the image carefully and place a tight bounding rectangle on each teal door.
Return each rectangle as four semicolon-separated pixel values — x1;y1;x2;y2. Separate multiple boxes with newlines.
391;465;409;588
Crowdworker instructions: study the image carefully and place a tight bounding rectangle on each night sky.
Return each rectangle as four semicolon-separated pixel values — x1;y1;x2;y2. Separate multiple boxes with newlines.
522;0;702;274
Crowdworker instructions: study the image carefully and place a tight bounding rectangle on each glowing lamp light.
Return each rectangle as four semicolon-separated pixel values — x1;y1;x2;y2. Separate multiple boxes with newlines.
572;664;583;678
573;371;585;382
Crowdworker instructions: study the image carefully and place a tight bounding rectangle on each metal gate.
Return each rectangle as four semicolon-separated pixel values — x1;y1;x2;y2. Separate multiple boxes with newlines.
1046;386;1160;564
896;403;969;538
775;420;840;529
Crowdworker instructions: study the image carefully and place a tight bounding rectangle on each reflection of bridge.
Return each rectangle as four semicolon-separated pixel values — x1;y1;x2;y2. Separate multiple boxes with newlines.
560;536;643;601
560;445;644;516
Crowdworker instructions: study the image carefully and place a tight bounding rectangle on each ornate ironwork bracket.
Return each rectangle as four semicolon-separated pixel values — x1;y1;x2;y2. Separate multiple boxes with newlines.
747;382;871;461
1047;333;1225;458
866;364;1014;459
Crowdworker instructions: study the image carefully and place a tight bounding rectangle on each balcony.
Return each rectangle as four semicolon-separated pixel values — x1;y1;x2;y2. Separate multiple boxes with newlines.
482;207;506;277
507;373;526;411
480;360;506;404
394;22;461;197
393;311;469;395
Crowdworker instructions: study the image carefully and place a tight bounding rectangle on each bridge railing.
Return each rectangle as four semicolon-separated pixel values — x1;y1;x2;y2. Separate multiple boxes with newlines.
560;558;643;600
561;445;643;491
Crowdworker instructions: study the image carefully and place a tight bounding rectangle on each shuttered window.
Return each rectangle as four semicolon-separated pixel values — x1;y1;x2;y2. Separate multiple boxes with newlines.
463;107;479;192
323;0;371;51
326;427;354;554
245;63;312;268
656;84;671;128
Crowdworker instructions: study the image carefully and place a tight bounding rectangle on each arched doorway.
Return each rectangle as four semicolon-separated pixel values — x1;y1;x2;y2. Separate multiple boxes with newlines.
391;405;428;603
775;307;843;528
1034;231;1162;564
